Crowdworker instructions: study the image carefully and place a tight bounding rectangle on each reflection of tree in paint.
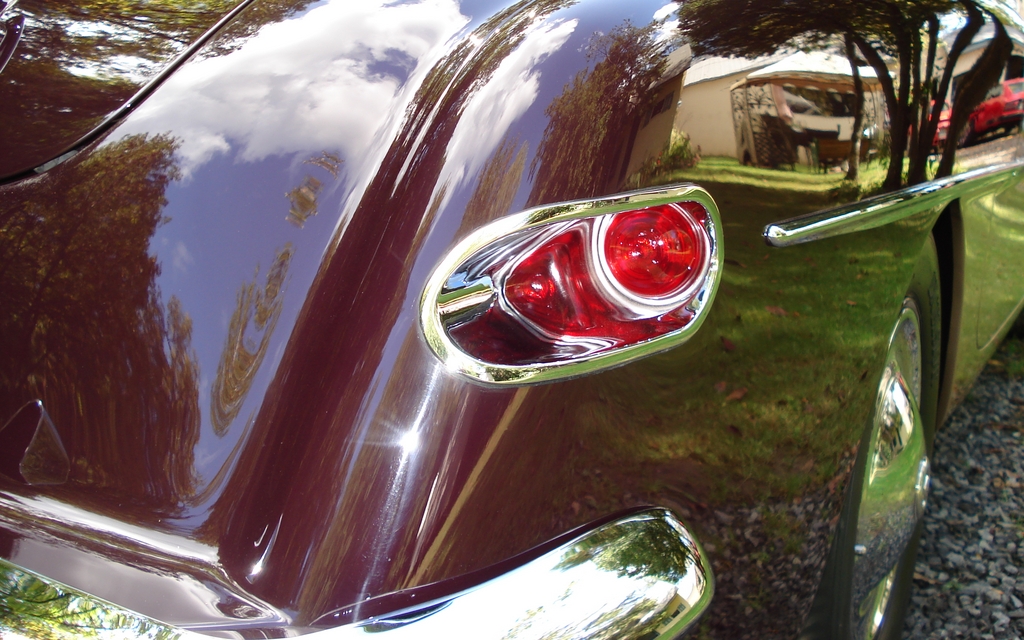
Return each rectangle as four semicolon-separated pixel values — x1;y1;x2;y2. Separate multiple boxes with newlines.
0;560;174;639
678;0;1013;190
287;152;343;228
211;148;343;435
1;0;225;176
528;22;666;205
502;521;694;639
210;245;292;436
458;136;528;237
554;520;691;583
204;0;582;613
0;133;200;513
0;0;325;177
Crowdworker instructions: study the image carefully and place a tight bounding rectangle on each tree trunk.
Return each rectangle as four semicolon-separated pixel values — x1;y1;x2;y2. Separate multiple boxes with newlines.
854;34;904;192
907;26;925;183
937;15;1012;178
845;32;864;182
886;17;913;192
913;2;984;184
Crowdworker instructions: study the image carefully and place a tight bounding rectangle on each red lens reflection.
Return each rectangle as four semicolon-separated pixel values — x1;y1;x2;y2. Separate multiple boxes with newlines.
447;201;712;367
504;228;598;335
603;205;703;298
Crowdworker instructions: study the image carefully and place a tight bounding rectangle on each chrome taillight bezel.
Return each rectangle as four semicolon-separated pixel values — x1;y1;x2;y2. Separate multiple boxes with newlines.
420;185;723;385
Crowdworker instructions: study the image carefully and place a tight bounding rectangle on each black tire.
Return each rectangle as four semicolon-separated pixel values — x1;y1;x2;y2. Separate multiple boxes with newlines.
801;234;942;640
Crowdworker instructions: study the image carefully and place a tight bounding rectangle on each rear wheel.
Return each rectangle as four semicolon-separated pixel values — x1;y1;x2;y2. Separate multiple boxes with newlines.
849;296;935;639
804;235;941;640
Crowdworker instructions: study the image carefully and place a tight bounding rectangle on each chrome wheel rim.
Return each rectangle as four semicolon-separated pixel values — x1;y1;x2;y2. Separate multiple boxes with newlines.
851;302;931;639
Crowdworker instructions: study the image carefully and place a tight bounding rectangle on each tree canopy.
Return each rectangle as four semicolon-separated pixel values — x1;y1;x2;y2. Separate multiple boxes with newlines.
677;0;1012;190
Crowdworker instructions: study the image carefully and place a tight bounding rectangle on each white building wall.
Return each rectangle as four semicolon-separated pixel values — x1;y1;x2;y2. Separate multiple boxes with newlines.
624;94;680;177
674;72;749;158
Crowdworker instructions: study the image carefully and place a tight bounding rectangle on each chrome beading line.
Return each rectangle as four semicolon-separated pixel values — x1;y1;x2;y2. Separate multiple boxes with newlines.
763;160;1024;247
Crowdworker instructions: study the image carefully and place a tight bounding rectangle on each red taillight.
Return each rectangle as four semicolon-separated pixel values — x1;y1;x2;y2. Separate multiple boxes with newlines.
422;189;722;384
601;203;706;300
504;228;600;335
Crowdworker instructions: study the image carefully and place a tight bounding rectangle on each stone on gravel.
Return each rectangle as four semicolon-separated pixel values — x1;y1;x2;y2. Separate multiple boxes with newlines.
904;340;1024;639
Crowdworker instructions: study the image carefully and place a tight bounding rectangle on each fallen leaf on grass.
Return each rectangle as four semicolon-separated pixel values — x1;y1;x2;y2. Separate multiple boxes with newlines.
725;387;748;402
714;381;728;393
846;300;857;306
765;305;787;317
721;336;737;352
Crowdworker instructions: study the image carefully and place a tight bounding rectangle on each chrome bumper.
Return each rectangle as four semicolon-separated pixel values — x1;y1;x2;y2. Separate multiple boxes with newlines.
0;508;713;639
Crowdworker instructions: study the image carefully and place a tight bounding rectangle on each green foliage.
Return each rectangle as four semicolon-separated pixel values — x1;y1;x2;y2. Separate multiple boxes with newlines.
999;335;1024;378
556;520;692;583
0;561;177;639
529;21;668;204
624;130;701;190
676;0;998;191
0;133;201;511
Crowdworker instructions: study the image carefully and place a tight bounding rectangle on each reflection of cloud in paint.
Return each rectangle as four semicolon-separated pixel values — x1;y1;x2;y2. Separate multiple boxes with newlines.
120;0;470;175
653;3;676;21
433;18;578;210
652;4;677;44
173;241;194;272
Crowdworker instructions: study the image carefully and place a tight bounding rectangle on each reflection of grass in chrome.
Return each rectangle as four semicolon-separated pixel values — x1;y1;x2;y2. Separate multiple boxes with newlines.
649;156;888;212
572;164;927;505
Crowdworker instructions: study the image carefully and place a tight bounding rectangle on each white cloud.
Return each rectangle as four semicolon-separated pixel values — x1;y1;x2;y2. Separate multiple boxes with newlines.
119;0;471;176
430;17;578;211
172;240;194;272
653;3;676;21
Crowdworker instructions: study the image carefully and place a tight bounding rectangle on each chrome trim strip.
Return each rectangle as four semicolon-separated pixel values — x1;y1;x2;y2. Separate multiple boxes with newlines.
0;508;713;640
1;0;259;183
421;185;723;385
763;161;1024;247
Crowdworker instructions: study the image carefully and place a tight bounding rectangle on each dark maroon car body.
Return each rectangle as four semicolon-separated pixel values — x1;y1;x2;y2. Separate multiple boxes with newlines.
2;0;1024;638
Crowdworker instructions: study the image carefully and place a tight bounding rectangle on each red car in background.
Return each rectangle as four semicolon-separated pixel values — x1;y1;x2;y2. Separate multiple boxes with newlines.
964;77;1024;144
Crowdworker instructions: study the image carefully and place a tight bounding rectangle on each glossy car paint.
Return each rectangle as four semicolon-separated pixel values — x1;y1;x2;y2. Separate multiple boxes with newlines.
0;0;250;180
2;0;1024;638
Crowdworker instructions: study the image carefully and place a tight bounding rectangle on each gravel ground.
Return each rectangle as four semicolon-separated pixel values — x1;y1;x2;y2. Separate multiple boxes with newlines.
904;340;1024;639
